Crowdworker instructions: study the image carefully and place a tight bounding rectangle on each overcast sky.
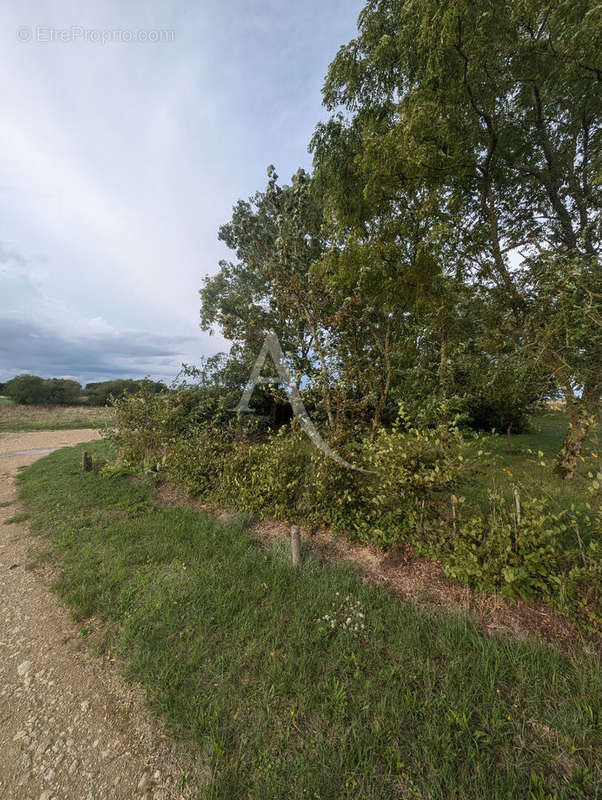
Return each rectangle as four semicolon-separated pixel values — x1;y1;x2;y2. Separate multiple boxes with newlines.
0;0;364;385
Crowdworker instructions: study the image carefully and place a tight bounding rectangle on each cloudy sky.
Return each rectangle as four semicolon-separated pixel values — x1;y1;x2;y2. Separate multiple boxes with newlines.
0;0;364;385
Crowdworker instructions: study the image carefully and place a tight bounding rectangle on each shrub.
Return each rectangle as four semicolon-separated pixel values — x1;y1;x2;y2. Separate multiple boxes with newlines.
4;374;82;405
109;387;601;631
443;492;568;601
219;427;312;518
443;489;602;632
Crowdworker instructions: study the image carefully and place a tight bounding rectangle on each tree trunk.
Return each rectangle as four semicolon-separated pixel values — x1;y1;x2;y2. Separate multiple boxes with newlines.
310;321;334;429
554;384;600;479
371;318;392;440
438;333;448;401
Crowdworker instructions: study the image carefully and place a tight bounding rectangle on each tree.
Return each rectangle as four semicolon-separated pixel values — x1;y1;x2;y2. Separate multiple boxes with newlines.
45;379;82;405
201;167;339;427
317;0;601;474
4;375;83;404
5;375;48;404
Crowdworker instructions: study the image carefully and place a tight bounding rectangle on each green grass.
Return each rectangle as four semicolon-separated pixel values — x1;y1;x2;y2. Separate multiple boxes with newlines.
0;403;113;432
459;411;601;523
0;395;15;406
17;441;601;799
3;512;30;524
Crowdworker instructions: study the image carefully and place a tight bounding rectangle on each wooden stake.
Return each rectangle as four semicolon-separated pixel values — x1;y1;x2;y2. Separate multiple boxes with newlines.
513;488;521;527
290;524;301;566
81;451;92;472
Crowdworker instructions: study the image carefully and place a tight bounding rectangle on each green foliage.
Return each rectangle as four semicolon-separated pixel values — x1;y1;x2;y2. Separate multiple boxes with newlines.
111;382;602;630
313;0;601;469
85;378;165;407
5;375;47;404
444;489;602;633
446;493;566;596
5;374;82;405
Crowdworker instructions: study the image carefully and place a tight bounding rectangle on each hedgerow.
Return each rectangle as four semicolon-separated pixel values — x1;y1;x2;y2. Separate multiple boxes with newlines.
109;387;602;634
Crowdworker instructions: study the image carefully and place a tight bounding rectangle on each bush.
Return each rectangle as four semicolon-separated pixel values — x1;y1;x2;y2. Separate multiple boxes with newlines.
112;390;468;546
443;489;602;633
4;374;82;405
444;492;568;600
109;387;601;632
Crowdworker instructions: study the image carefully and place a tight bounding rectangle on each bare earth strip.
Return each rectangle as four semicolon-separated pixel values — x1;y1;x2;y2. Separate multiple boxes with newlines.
0;431;197;800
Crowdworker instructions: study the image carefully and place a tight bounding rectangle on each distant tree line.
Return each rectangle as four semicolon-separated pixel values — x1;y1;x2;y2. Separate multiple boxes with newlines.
85;379;166;406
1;374;166;406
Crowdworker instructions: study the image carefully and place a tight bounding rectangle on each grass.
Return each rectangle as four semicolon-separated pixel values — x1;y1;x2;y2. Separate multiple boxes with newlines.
3;512;30;524
0;403;113;432
18;441;602;800
458;410;601;544
0;395;15;406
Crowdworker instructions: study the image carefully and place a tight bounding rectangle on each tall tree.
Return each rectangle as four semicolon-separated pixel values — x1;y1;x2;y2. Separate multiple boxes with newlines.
317;0;601;474
201;168;337;425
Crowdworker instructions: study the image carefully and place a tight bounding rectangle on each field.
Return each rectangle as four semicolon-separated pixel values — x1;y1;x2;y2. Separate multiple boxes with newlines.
17;440;602;800
460;411;601;528
0;403;113;432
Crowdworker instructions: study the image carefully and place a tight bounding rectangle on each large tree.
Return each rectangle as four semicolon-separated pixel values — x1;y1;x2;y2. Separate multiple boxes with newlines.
201;168;340;425
315;0;601;475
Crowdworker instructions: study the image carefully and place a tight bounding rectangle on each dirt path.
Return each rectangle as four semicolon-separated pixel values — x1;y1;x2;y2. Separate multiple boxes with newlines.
0;431;197;800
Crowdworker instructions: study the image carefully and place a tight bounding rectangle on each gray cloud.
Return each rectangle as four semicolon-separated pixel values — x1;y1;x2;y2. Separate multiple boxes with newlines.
0;1;364;382
0;315;199;384
0;241;27;266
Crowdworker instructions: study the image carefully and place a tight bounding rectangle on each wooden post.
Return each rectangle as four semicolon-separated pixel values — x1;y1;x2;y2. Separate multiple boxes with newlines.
290;524;301;566
513;488;521;527
81;451;92;472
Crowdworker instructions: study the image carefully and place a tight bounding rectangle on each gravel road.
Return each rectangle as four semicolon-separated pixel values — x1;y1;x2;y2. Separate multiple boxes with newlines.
0;430;198;800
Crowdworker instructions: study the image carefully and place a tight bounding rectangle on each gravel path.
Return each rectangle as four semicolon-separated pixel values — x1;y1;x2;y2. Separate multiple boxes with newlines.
0;431;198;800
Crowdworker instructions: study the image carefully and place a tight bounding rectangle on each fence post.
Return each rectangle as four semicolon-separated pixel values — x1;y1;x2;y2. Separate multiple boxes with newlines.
290;524;301;566
81;451;92;472
513;488;521;527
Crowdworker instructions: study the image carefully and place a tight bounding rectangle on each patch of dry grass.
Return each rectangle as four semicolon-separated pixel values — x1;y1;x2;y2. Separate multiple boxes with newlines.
0;404;113;432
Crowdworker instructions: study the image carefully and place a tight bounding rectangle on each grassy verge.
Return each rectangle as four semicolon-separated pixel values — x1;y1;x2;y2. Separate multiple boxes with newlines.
0;404;113;432
19;441;601;800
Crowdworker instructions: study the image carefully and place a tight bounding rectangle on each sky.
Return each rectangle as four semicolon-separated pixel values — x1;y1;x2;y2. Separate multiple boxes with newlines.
0;0;365;385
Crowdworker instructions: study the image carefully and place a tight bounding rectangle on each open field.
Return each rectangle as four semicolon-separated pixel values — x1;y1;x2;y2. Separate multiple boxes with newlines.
0;404;113;433
0;396;14;406
17;441;602;799
460;411;601;530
